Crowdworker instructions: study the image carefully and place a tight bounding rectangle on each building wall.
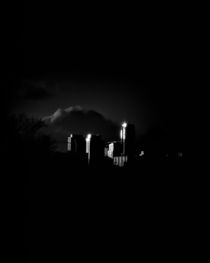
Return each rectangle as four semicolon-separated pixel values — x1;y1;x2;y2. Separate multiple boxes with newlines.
113;156;128;167
67;134;86;156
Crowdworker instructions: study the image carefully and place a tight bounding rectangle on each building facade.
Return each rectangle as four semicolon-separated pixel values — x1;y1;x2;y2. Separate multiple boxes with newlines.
120;122;136;159
86;134;105;165
67;134;86;156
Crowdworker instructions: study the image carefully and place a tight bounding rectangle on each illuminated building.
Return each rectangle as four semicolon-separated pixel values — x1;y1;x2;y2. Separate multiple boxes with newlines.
86;134;104;165
104;145;109;157
67;134;72;151
107;141;122;158
113;156;128;167
120;122;136;159
120;122;127;155
105;122;136;167
106;141;128;167
85;134;92;164
107;143;114;158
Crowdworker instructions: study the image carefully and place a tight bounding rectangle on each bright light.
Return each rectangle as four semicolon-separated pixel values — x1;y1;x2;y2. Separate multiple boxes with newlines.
122;122;127;128
120;129;123;139
120;127;126;140
86;134;92;141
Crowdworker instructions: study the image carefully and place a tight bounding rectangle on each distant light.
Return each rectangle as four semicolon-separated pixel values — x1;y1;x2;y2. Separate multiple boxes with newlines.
122;122;127;128
86;134;92;142
139;150;144;157
70;134;73;138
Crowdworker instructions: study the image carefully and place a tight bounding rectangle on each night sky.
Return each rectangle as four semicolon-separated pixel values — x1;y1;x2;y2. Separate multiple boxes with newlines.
5;2;187;151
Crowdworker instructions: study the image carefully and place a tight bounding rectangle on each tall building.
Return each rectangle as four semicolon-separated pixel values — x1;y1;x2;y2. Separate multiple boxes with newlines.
107;141;122;158
125;123;136;157
67;134;86;156
120;122;136;159
86;134;104;165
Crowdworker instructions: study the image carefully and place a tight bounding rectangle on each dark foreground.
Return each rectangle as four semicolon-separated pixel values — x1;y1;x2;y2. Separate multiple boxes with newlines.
21;154;191;262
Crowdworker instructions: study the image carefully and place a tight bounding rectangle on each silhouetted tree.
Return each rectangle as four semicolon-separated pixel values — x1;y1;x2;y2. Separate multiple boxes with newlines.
4;114;57;187
6;113;56;156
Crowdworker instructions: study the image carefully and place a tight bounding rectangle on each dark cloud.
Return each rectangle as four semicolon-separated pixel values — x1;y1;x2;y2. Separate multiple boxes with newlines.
18;80;53;100
23;87;52;100
42;106;120;151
